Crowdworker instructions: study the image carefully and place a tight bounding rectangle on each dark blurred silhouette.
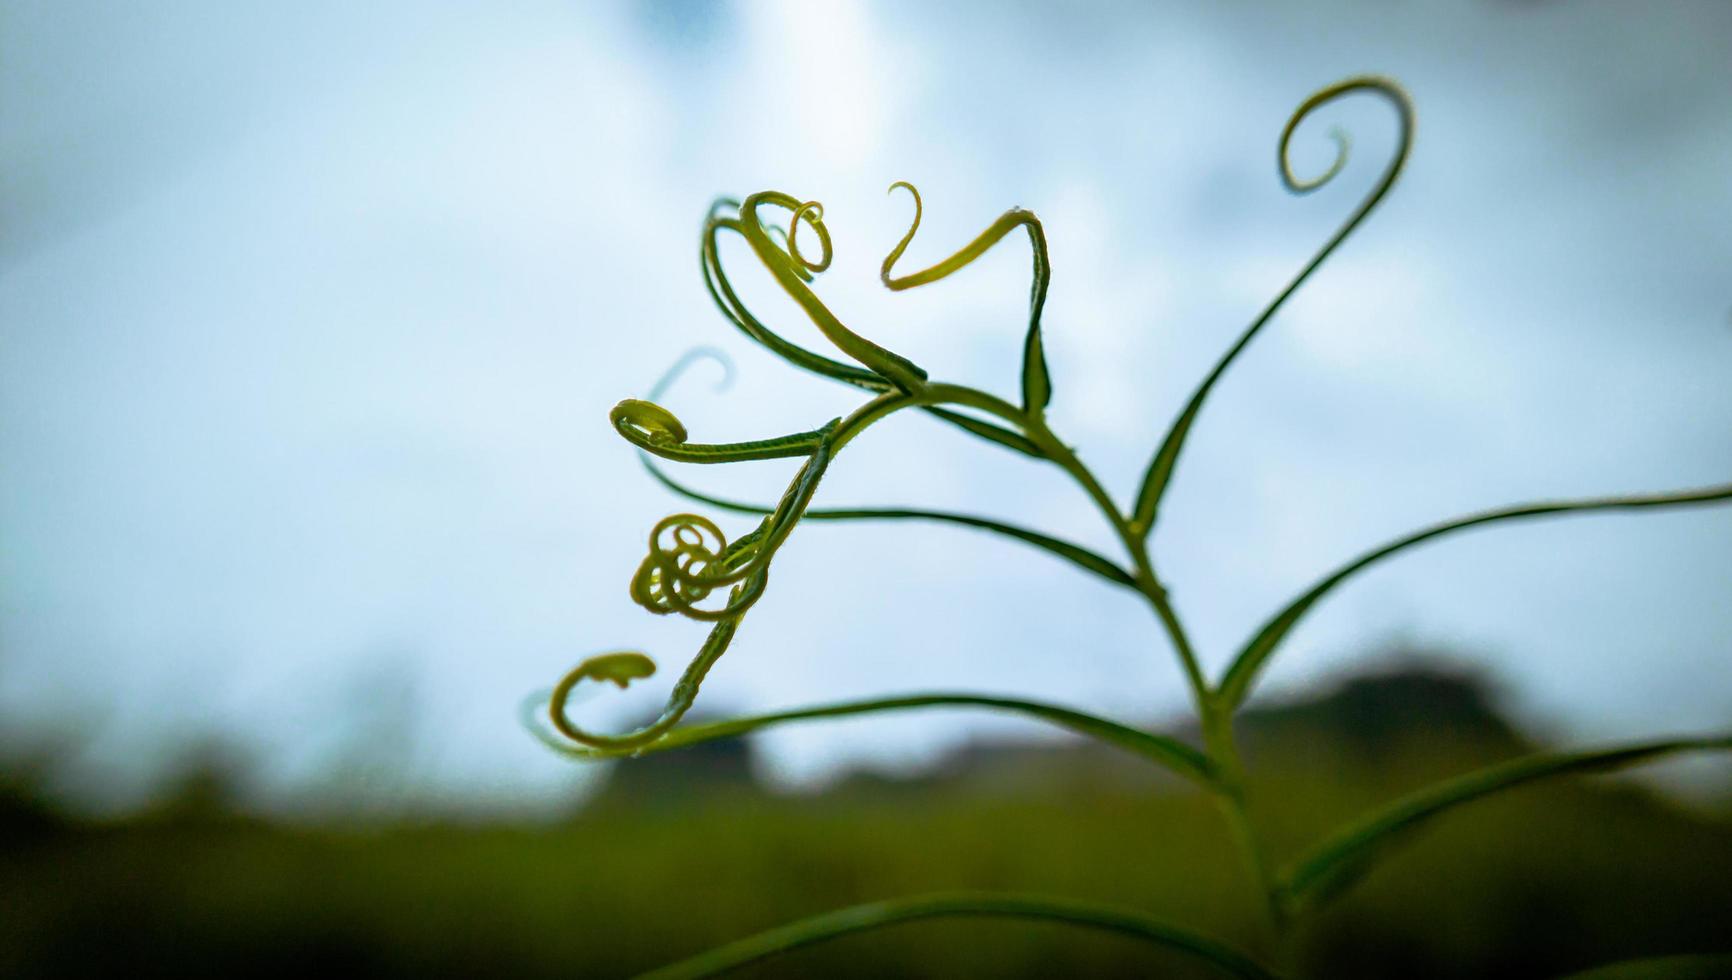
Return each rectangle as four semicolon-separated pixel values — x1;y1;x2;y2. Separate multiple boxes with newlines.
593;723;756;807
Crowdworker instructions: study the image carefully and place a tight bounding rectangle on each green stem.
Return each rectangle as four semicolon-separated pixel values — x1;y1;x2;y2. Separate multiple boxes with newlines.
1006;404;1214;713
1017;411;1283;956
1138;568;1210;714
798;379;1283;958
1202;701;1282;951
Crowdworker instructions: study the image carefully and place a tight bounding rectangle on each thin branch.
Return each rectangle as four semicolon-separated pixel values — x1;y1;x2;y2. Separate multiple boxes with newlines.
639;891;1276;980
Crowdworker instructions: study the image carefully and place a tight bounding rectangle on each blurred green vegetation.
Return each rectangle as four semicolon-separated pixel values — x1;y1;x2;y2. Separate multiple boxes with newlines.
4;663;1730;979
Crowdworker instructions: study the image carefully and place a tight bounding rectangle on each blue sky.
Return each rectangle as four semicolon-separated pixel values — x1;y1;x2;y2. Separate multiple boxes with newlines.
3;1;1729;813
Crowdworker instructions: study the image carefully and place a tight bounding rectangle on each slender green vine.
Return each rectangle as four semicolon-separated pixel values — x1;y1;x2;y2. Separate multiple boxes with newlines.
533;75;1732;977
641;893;1277;980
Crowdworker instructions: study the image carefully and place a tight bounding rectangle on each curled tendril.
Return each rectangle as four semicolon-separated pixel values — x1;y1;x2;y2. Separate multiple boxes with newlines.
1277;75;1412;209
739;191;930;393
553;427;843;743
611;399;840;464
879;180;925;281
880;181;1055;413
1281;125;1351;192
625;428;837;625
1129;74;1414;538
758;223;818;284
630;513;772;621
612;397;686;445
787;200;832;273
548;606;744;751
703;200;887;390
631;513;728;614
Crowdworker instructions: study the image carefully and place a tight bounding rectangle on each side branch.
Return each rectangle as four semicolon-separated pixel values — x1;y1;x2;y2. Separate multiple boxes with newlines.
527;690;1215;788
1277;732;1732;915
1218;481;1732;708
636;451;1140;591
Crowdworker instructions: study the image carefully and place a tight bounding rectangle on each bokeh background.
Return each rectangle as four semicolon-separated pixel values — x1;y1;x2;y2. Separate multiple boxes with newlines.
3;2;1730;977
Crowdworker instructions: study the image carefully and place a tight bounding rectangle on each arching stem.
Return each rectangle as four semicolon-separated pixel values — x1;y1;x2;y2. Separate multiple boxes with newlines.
904;384;1285;951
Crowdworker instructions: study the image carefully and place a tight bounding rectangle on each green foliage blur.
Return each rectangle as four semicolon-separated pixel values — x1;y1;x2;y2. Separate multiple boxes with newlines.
4;660;1730;979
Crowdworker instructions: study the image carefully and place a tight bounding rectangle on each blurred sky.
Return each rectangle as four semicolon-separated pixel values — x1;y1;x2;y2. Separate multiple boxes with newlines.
2;0;1729;814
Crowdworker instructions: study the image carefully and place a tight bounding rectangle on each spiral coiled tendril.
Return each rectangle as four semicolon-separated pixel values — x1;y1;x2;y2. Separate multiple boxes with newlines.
630;513;773;621
787;200;832;273
632;514;725;613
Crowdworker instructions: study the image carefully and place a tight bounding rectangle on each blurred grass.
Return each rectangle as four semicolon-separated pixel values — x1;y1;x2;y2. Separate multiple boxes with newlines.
4;666;1731;978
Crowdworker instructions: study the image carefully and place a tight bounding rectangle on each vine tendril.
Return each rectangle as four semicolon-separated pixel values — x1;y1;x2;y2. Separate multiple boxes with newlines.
702;199;885;390
702;209;1042;455
1281;125;1351;192
1130;75;1414;538
881;181;1055;414
786;200;832;273
630;439;835;623
611;398;839;464
547;612;743;751
740;191;929;393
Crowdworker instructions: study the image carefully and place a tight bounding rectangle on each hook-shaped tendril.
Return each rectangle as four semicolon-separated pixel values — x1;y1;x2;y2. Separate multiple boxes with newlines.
611;398;840;464
787;200;832;273
1281;126;1351;192
547;604;745;751
880;181;1055;414
1129;75;1414;539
